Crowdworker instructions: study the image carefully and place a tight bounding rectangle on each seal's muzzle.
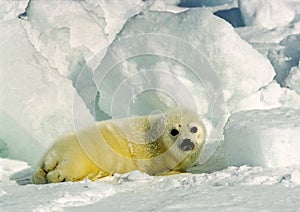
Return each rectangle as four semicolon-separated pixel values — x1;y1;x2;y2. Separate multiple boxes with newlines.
180;138;195;151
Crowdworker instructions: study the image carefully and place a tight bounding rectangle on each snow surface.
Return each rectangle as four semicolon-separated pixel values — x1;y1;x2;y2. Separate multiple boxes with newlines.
2;159;300;211
1;0;300;210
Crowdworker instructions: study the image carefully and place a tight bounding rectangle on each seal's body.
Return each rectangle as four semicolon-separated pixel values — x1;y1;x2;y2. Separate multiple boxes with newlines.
33;110;206;184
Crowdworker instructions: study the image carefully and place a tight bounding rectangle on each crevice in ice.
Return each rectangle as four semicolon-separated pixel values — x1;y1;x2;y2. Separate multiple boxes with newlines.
17;0;30;20
256;80;276;92
230;80;276;113
214;7;245;28
178;0;234;7
18;11;28;21
78;1;107;33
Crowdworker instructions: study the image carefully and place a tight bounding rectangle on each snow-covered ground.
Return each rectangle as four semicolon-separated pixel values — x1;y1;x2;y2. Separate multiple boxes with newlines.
1;0;300;211
2;158;300;211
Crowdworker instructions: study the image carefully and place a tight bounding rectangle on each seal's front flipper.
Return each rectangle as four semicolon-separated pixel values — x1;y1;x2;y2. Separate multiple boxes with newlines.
160;170;183;176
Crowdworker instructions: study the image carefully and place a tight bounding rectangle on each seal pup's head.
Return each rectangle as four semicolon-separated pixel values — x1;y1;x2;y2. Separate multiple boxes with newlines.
146;109;206;173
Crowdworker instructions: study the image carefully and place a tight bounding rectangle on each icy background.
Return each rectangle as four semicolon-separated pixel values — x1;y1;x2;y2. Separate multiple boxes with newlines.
1;0;300;210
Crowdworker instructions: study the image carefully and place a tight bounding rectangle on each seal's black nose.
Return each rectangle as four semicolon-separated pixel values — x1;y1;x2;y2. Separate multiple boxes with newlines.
180;139;195;151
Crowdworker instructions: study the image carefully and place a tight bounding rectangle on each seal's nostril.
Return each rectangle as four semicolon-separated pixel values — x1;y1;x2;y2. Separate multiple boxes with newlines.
183;138;191;143
180;139;195;151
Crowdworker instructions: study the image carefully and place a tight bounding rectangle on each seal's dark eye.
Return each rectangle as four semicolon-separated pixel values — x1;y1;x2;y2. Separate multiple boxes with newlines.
190;126;198;133
170;128;179;136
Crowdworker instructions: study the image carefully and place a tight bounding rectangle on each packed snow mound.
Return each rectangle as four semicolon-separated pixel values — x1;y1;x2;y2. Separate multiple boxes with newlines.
95;8;275;118
0;20;75;164
22;0;186;79
24;0;107;78
23;0;150;78
225;107;300;167
238;0;300;29
0;158;29;183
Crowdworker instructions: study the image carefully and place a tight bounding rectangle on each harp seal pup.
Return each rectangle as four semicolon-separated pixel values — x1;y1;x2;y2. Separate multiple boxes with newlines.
33;109;206;184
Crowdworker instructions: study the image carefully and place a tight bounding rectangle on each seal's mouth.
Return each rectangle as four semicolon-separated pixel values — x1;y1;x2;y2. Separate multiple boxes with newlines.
179;138;195;151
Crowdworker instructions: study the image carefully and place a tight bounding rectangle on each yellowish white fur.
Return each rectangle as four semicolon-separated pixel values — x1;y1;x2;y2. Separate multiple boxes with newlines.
32;110;206;184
